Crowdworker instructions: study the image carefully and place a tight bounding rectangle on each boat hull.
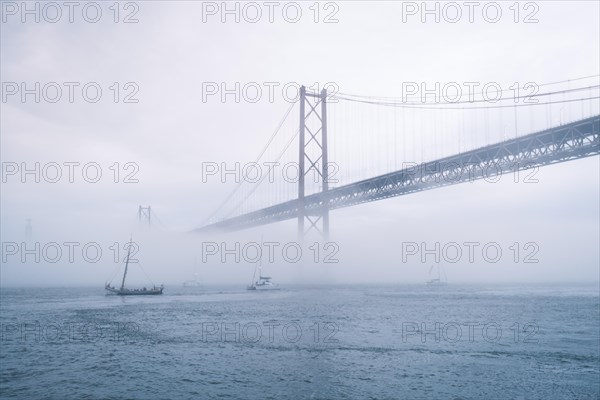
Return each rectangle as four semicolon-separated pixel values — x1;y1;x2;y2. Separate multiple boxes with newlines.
426;281;448;286
246;285;280;291
105;286;163;295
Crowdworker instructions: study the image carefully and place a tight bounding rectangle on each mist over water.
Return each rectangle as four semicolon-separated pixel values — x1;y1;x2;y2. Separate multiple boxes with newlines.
2;1;599;398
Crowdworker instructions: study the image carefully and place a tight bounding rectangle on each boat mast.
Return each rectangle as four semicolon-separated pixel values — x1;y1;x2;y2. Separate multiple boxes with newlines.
120;238;132;290
251;262;258;285
258;256;262;280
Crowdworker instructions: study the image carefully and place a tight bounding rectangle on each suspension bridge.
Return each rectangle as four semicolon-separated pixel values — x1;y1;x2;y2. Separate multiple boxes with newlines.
195;76;600;237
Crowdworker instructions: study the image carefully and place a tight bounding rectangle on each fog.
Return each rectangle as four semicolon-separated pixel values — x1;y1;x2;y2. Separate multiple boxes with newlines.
1;1;599;287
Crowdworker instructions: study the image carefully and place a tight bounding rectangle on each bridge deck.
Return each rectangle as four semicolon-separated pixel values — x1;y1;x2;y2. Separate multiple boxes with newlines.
196;115;599;233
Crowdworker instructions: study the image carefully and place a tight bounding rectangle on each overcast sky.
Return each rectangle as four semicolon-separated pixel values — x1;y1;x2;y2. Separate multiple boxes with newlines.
1;1;599;286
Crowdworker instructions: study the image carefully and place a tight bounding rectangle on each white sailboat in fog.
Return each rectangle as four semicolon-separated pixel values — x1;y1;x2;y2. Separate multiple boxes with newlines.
247;257;279;291
426;265;448;286
183;258;202;287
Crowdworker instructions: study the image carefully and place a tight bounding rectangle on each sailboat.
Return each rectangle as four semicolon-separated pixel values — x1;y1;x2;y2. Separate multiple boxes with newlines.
246;258;279;291
105;238;164;295
183;258;201;287
182;273;201;287
426;265;448;286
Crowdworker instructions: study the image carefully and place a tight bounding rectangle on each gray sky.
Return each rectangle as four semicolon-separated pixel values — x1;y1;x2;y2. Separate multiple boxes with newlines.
1;1;599;286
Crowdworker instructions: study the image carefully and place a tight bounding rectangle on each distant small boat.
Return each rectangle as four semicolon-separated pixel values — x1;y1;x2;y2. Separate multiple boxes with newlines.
426;265;448;286
182;278;201;288
247;258;279;291
105;238;164;295
183;258;202;287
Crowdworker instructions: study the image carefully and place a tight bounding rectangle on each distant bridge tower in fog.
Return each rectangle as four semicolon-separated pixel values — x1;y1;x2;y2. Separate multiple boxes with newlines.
138;205;152;227
25;219;32;241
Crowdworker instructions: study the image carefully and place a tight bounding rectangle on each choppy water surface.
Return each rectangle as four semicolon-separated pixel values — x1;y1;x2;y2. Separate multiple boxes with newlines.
1;284;598;399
